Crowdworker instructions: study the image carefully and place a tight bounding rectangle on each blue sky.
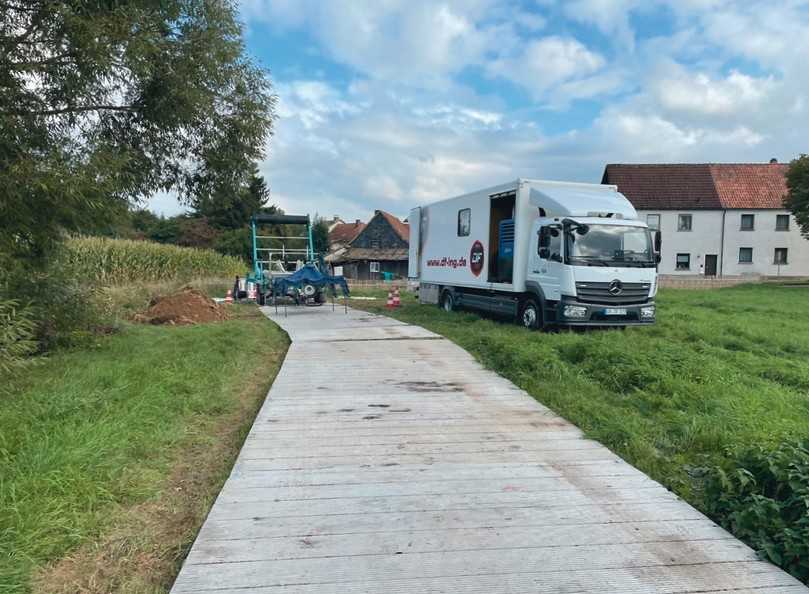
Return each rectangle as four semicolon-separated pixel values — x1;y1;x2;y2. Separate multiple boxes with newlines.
150;0;809;221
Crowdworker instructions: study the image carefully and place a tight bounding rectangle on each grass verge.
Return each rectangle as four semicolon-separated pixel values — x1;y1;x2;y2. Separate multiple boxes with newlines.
0;305;288;594
351;284;809;582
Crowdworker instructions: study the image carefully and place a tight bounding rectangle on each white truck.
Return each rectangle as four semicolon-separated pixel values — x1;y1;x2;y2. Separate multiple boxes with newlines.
408;179;660;329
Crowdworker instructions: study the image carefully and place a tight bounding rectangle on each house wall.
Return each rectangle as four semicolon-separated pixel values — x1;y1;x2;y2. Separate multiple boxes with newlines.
638;209;809;277
343;260;408;281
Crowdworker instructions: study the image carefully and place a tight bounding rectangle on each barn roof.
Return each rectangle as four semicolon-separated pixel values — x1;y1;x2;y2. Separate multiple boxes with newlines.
329;220;366;244
376;210;410;242
602;163;789;210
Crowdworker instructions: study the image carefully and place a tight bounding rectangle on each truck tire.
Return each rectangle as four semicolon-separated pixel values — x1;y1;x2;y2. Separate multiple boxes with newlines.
440;290;454;313
519;297;542;330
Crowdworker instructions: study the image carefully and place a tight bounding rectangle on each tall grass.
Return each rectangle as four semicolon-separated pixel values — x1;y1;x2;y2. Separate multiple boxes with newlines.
0;300;37;377
59;236;246;285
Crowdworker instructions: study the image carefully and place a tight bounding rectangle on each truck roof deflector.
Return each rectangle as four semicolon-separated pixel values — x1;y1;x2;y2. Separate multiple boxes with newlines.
527;186;638;219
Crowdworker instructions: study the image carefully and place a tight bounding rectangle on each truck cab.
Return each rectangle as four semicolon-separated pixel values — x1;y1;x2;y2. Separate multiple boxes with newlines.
528;216;657;326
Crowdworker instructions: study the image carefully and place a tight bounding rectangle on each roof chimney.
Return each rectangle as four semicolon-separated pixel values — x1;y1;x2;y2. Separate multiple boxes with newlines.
770;158;778;164
355;219;361;225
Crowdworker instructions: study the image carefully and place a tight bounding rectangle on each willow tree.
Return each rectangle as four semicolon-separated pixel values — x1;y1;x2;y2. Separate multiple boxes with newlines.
0;0;276;273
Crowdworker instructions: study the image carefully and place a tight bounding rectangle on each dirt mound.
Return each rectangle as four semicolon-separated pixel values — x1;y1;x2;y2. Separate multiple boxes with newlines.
135;287;228;325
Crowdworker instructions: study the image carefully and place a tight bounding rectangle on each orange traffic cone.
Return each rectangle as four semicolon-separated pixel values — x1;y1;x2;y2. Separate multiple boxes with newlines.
225;289;233;304
386;290;394;308
392;288;401;308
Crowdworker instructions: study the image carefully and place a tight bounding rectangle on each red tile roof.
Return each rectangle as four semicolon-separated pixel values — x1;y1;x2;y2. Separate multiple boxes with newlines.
602;163;789;210
377;210;410;242
709;164;789;209
329;221;366;244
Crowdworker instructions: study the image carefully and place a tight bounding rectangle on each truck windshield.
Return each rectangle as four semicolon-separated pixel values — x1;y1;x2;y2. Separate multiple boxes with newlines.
565;224;654;267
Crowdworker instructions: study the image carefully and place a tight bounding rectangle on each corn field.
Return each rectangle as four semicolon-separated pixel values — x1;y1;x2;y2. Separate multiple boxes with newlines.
59;237;246;285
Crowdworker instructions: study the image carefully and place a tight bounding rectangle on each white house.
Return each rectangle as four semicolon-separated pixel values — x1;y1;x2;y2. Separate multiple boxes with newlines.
602;162;809;277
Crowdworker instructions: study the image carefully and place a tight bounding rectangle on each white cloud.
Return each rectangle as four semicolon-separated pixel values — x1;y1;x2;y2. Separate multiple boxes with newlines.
242;0;506;85
653;67;775;117
562;0;642;49
489;36;611;101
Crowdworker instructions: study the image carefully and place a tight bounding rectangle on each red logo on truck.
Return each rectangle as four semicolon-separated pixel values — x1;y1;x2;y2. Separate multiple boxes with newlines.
470;241;484;276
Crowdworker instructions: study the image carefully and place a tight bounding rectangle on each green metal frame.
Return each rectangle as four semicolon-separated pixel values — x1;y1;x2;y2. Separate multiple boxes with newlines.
247;213;315;290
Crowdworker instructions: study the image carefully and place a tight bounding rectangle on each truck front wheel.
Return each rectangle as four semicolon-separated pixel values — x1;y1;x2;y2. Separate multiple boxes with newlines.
519;298;543;330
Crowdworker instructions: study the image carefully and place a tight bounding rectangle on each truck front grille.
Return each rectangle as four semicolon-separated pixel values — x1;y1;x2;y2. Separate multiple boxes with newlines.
575;281;650;305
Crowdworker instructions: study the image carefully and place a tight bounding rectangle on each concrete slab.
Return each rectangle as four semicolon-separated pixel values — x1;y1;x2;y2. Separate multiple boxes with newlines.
170;306;808;593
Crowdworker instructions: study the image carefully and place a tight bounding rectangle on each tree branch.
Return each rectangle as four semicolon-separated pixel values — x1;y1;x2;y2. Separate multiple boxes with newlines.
1;104;138;116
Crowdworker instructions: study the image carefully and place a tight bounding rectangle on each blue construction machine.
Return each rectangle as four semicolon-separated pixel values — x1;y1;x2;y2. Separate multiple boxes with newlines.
237;212;349;306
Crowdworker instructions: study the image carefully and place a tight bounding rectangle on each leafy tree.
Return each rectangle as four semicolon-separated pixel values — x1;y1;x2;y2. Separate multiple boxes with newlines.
214;227;252;261
311;216;330;258
785;155;809;238
175;217;218;249
193;165;272;229
0;0;276;276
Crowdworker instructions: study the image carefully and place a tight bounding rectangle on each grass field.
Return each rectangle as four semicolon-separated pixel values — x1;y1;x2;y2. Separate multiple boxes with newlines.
351;284;809;580
0;305;288;594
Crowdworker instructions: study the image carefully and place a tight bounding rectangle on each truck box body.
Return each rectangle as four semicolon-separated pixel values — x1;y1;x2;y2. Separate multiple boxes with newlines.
408;179;658;327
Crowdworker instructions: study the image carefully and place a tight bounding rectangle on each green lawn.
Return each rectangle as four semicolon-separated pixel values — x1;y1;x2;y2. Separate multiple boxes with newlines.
0;305;288;594
352;284;809;580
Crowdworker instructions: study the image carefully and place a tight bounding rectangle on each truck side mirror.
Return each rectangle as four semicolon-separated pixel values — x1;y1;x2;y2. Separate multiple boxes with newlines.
538;227;551;248
654;230;662;253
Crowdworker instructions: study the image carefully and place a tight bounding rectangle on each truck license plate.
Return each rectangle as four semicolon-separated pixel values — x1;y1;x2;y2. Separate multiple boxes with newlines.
604;308;627;316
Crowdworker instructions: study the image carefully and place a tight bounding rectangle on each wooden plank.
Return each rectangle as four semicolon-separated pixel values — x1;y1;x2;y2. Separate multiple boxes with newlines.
217;474;659;503
195;501;710;542
184;520;733;565
172;540;757;590
173;561;809;594
206;487;680;521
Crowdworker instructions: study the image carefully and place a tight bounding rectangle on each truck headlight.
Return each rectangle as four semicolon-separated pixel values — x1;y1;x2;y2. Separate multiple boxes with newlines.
563;305;588;319
640;306;656;319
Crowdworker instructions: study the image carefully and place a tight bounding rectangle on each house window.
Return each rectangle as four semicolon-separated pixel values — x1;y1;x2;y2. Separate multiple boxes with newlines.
458;208;471;236
676;253;690;270
776;214;790;231
739;247;753;263
774;248;789;265
740;214;755;231
646;214;660;231
677;214;692;231
369;261;380;273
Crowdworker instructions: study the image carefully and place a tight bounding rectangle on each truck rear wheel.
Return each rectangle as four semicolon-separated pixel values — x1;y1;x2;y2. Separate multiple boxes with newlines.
520;298;542;330
440;290;454;313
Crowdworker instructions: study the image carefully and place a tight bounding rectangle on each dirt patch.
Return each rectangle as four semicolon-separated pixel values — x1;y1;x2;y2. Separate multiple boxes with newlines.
134;287;228;326
31;342;283;594
392;380;465;393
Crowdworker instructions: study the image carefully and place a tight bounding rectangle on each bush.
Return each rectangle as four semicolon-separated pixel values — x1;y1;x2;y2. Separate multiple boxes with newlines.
0;300;38;377
58;236;246;285
28;265;108;350
700;441;809;582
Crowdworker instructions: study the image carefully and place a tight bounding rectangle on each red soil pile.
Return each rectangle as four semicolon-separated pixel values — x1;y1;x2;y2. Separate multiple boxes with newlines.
135;287;228;326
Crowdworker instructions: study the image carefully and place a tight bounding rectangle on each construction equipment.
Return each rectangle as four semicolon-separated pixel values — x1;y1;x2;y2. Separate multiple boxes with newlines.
240;212;349;307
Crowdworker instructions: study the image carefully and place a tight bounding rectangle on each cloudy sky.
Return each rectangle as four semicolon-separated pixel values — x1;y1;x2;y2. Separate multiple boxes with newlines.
150;0;809;221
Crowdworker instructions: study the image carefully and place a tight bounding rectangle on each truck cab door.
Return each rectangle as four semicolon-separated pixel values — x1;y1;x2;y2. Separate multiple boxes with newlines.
528;224;562;301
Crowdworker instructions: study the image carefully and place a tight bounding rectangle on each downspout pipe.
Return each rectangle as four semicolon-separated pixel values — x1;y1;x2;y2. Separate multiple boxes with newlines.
719;210;726;277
